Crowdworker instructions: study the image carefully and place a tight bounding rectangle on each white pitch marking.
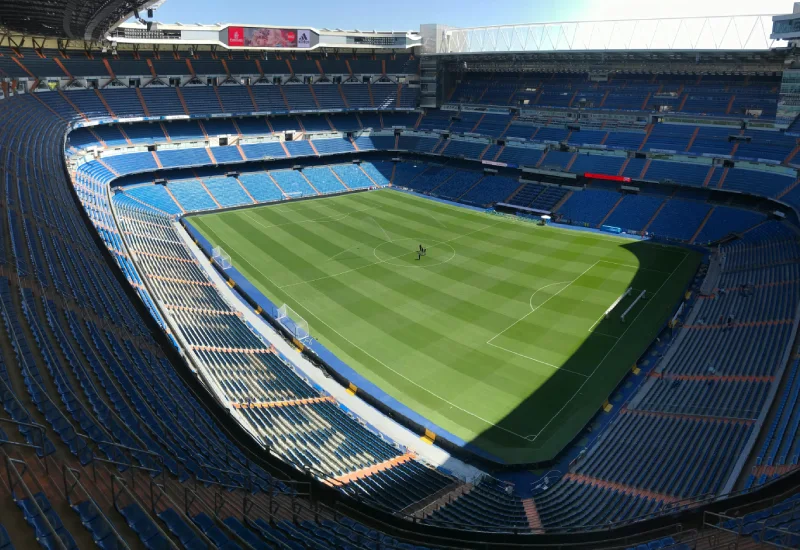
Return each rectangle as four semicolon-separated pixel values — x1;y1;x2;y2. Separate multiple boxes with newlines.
326;246;359;262
368;215;393;243
279;220;503;289
526;251;691;445
486;342;589;378
487;261;600;346
244;204;377;232
277;286;534;442
596;259;673;274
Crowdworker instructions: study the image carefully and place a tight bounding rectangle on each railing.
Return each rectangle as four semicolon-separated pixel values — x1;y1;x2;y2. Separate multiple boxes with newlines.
62;464;132;550
4;455;68;550
110;474;179;549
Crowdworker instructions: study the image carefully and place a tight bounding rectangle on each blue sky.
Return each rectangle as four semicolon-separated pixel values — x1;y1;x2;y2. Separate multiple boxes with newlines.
146;0;792;30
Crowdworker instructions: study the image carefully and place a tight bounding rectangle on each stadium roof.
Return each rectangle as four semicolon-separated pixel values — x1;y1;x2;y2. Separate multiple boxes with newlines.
426;15;785;54
0;0;161;40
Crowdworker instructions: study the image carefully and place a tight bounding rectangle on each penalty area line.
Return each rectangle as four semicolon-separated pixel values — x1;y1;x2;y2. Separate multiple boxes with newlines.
527;251;692;445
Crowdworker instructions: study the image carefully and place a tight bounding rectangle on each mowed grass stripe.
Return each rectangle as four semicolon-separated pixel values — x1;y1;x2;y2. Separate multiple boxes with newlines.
190;189;701;463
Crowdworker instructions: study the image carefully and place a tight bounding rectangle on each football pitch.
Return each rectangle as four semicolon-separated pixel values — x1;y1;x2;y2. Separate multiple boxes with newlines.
189;189;701;464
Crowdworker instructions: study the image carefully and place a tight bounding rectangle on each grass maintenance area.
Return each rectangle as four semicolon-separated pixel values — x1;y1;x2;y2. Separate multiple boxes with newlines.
190;189;701;464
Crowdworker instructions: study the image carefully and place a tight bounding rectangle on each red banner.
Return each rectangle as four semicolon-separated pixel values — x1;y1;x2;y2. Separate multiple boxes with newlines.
584;173;631;183
228;27;245;47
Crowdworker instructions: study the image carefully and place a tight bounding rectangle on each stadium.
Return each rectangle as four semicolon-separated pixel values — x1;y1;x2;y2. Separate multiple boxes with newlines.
1;0;800;547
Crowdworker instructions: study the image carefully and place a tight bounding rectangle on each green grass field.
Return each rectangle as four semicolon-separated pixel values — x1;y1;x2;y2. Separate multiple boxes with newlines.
190;189;701;464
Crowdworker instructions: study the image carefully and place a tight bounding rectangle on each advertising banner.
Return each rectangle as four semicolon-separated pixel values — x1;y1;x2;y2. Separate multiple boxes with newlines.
227;26;303;48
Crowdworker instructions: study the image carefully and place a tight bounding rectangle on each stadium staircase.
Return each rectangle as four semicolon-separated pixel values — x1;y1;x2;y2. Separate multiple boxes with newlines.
690;206;716;244
596;195;625;228
685;127;700;151
134;88;151;117
328;166;351;190
174;87;190;115
521;498;545;533
716;167;730;189
330;452;416;484
94;89;116;117
563;473;681;505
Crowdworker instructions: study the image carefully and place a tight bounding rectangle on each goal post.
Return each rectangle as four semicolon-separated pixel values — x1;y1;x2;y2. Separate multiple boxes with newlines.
621;290;647;323
212;246;232;270
604;287;632;320
276;304;311;342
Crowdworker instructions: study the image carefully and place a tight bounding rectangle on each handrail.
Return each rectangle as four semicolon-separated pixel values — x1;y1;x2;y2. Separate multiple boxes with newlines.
147;475;217;548
110;474;180;549
0;415;49;454
4;455;68;550
62;464;132;550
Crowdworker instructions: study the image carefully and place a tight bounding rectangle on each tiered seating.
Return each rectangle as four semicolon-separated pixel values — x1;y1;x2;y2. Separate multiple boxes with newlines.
644;124;694;152
284;140;315;157
330;164;376;189
166;179;218;211
114;203;458;505
181;86;223;114
694;207;765;243
736;130;796;162
312;137;356;155
686;126;731;156
433;171;483;201
555;189;620;226
122;184;183;215
532;222;800;528
238;172;285;202
603;194;665;231
716;493;800;545
644;160;711;186
158;148;212;168
100;88;146;117
460;175;520;206
203;118;238;135
646;199;711;241
721;168;795;198
202;176;253;207
217;85;258;113
452;73;780;120
302;167;348;193
270;170;317;196
441;139;487;159
535;478;662;530
139;87;185;117
403;166;457;193
103;153;158;174
496;145;543;166
425;478;530;532
397;135;440;153
240;141;287;160
4;55;800;545
360;161;393;186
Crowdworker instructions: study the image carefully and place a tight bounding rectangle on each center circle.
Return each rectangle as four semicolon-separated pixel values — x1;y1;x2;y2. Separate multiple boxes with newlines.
373;238;457;268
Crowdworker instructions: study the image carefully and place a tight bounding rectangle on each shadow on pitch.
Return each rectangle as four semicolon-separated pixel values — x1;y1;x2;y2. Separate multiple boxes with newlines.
457;238;691;469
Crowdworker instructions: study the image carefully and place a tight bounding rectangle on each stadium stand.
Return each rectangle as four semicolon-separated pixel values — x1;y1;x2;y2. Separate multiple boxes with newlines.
3;8;800;547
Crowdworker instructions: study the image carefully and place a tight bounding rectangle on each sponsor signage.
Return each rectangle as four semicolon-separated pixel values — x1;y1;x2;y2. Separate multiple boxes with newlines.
297;29;312;48
584;172;631;183
227;27;310;48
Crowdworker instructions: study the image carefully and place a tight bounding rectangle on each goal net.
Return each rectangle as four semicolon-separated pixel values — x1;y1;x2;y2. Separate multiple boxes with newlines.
276;304;311;342
212;246;232;270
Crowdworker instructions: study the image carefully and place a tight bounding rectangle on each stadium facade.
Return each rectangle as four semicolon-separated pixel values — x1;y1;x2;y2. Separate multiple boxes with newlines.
1;0;800;548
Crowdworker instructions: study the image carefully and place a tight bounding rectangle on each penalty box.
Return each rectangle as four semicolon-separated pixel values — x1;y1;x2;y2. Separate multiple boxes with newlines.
487;261;654;377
